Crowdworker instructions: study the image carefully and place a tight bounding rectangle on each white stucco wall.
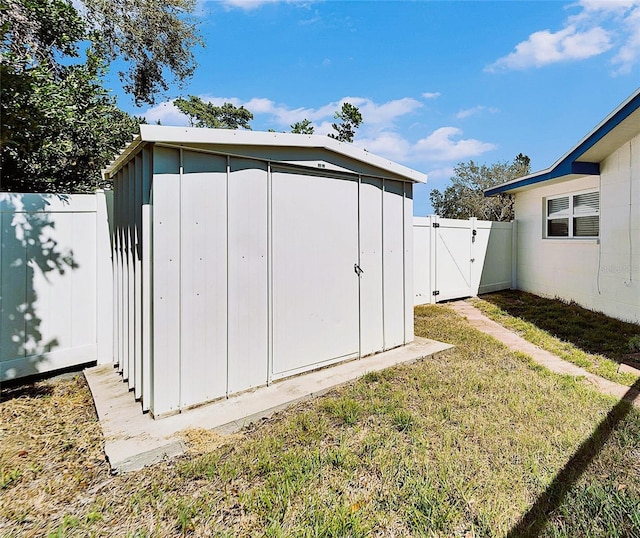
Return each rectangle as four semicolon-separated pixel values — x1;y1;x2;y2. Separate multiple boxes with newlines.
514;133;640;323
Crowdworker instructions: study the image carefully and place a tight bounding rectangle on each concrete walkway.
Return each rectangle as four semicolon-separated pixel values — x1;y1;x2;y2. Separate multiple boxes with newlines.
85;337;452;474
449;300;640;407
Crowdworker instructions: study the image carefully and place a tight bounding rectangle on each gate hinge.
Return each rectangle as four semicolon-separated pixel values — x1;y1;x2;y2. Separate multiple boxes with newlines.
432;222;440;228
432;290;440;296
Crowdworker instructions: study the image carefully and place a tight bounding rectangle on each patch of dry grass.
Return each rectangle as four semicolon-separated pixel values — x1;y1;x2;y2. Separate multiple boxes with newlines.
0;375;110;535
1;306;639;537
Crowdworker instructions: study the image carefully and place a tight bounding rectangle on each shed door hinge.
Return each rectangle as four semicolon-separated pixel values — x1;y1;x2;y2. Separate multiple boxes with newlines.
432;222;440;228
432;290;440;296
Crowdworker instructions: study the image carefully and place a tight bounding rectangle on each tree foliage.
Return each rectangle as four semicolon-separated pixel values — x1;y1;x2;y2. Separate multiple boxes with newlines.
1;53;141;192
429;153;531;221
290;119;314;134
2;0;201;105
0;0;201;192
328;102;362;143
174;96;253;129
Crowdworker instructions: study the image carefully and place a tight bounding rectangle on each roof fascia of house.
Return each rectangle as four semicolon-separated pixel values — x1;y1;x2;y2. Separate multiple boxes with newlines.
485;88;640;196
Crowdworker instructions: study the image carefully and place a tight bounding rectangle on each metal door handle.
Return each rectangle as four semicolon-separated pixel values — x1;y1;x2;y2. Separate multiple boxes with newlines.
354;263;364;276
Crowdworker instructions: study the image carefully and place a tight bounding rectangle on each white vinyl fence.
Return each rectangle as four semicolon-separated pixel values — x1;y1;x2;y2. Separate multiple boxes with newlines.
0;192;113;382
414;216;515;304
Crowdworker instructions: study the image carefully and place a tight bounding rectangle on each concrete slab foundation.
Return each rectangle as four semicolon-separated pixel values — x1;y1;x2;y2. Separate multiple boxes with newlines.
85;337;452;474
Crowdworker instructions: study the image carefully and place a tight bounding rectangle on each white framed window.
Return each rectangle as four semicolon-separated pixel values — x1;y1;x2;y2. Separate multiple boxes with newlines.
546;190;599;238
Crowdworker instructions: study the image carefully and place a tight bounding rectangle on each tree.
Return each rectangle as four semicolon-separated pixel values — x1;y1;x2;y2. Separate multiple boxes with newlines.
328;102;362;143
0;0;201;192
1;53;141;192
2;0;201;106
429;153;530;221
290;119;314;134
174;96;253;129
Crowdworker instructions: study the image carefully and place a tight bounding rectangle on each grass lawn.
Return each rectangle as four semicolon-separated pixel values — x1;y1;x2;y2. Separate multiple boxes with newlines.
473;290;640;386
1;304;639;537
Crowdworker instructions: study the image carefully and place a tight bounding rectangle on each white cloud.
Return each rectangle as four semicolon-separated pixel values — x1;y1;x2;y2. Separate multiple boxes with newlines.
414;127;497;161
353;97;423;126
612;2;640;73
487;25;611;71
456;106;499;119
142;101;190;126
487;0;640;73
424;166;456;182
354;131;412;163
422;92;441;99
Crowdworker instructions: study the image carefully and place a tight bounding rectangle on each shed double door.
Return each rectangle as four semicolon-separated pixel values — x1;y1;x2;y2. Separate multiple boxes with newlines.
270;170;408;379
271;170;360;378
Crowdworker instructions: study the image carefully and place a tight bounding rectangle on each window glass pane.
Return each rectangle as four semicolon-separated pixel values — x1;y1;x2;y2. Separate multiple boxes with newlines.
574;216;599;236
548;218;569;237
574;192;599;214
548;197;569;217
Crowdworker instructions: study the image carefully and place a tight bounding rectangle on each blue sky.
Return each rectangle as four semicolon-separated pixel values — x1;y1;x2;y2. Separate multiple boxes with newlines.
109;0;640;215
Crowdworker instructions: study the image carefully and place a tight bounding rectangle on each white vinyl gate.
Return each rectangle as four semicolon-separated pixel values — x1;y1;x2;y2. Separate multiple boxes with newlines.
414;216;515;304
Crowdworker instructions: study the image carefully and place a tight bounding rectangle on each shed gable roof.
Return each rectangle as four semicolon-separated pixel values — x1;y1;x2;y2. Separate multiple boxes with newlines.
485;87;640;196
103;125;427;183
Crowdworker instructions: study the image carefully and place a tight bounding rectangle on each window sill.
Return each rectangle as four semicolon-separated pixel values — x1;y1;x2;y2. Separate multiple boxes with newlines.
543;237;600;244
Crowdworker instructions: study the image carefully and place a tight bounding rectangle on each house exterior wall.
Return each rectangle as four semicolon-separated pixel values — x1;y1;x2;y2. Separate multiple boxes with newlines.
514;133;640;323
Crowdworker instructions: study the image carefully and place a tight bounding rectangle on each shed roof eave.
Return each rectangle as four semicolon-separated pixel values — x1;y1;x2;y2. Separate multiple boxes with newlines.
102;134;144;180
104;125;427;183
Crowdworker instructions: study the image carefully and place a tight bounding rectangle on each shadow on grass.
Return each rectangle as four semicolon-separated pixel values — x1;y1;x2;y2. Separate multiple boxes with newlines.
480;290;640;365
507;379;640;537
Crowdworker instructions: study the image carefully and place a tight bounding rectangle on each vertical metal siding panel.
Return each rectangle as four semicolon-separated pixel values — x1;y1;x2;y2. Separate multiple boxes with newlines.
403;183;414;343
96;190;114;364
227;158;268;394
358;177;384;356
112;176;118;367
141;204;152;411
151;145;181;416
118;172;126;373
141;146;153;411
114;174;122;370
121;167;130;380
382;180;405;349
120;171;128;373
133;154;143;399
180;150;227;407
127;164;135;389
267;164;274;384
271;170;359;376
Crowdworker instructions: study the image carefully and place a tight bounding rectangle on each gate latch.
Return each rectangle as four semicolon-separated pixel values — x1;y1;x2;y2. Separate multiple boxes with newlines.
354;263;364;276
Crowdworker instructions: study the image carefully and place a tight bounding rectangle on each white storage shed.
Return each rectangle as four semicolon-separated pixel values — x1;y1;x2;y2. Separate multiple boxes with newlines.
103;125;426;418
